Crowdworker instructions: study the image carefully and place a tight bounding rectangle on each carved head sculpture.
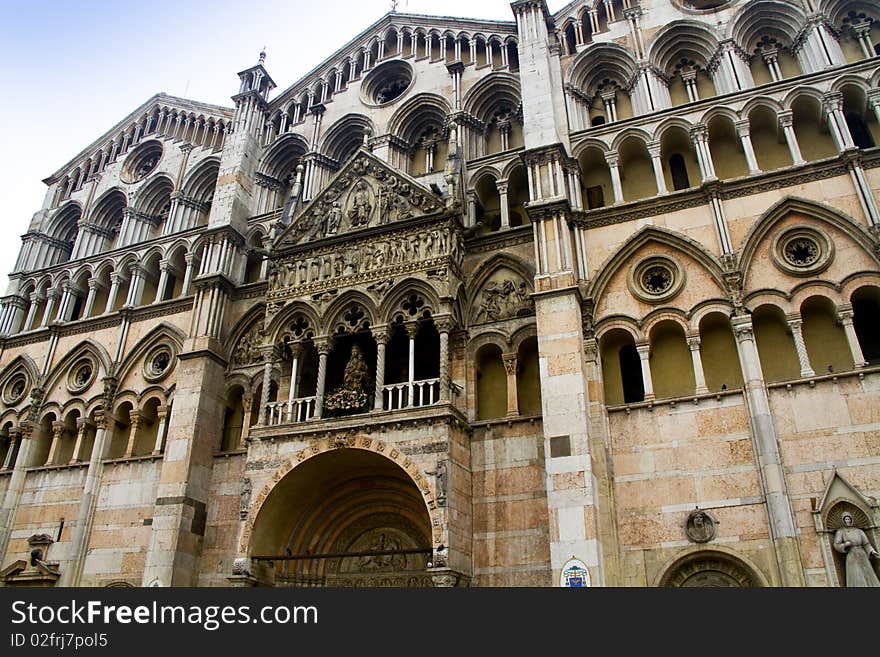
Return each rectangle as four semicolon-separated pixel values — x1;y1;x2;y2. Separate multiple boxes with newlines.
842;511;854;527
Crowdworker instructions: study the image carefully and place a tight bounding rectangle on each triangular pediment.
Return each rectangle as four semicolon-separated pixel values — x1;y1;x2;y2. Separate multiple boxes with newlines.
275;148;445;249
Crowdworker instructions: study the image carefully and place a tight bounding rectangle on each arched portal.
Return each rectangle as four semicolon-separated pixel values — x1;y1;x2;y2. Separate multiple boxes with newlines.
250;449;434;587
658;550;765;587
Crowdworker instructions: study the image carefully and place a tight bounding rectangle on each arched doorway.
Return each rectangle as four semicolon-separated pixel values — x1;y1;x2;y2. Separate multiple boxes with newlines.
250;449;434;587
658;550;765;587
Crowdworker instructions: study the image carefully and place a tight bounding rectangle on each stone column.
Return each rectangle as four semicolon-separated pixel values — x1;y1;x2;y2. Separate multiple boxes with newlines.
496;179;510;228
731;315;805;586
823;92;854;152
868;90;880;131
687;335;710;395
40;289;59;327
636;342;655;401
153;405;170;454
605;151;624;204
46;420;65;466
786;315;815;378
23;292;42;331
647;142;668;195
154;260;171;304
437;319;452;403
2;430;18;470
286;345;301;421
124;264;147;307
0;426;33;563
104;273;123;314
257;351;274;426
70;418;94;464
182;253;198;296
239;397;252;448
373;327;388;411
124;410;143;458
735;119;761;175
837;305;866;369
778;112;805;165
689;124;716;181
314;338;331;420
83;278;101;318
852;22;874;59
503;353;519;417
406;323;418;407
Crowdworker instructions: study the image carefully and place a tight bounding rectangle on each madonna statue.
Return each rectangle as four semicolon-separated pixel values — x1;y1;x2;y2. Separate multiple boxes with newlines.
342;345;370;393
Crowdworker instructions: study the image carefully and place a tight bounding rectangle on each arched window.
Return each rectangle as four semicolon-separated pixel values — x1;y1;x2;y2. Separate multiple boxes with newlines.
618;344;644;404
669;153;690;191
846;112;875;149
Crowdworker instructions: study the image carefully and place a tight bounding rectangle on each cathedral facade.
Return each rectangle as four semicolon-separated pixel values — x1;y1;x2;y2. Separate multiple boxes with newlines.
0;0;879;588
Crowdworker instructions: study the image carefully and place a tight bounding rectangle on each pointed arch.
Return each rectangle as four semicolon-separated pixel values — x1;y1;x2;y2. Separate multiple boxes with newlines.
114;323;185;386
378;278;442;324
42;339;113;397
322;290;379;334
264;301;321;345
467;252;535;325
225;303;269;354
737;196;880;284
587;226;727;306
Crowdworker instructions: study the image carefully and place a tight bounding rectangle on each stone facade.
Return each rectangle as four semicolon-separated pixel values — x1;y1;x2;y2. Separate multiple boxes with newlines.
1;0;879;588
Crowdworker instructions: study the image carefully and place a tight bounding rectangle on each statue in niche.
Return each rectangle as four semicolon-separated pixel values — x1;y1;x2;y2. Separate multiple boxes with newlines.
348;180;374;227
833;511;880;587
342;345;370;393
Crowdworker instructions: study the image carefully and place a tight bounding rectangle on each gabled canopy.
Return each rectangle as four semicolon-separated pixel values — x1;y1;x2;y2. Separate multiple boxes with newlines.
274;148;444;250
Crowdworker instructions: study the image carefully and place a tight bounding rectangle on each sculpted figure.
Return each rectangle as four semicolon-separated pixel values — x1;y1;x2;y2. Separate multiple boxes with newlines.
348;181;373;227
325;201;342;235
833;511;880;587
342;345;370;393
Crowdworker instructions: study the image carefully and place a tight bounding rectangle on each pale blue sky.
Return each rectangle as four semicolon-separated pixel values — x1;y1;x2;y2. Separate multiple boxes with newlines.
0;0;565;291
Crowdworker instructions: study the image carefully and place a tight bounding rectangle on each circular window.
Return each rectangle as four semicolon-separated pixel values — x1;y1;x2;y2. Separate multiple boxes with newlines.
121;140;163;184
772;227;834;277
68;359;96;393
360;60;414;107
628;256;686;304
2;373;28;405
143;345;175;383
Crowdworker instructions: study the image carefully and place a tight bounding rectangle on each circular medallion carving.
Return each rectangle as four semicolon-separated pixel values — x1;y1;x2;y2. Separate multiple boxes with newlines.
685;508;717;544
771;227;834;277
2;373;29;405
628;256;685;304
143;345;175;383
67;358;96;393
360;60;415;107
121;140;163;184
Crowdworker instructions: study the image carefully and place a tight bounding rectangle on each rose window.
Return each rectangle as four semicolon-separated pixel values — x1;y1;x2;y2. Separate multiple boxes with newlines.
783;238;820;268
641;266;674;295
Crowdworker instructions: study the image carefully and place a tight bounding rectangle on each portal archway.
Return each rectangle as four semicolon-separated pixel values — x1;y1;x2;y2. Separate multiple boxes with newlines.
657;549;766;587
248;447;435;587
